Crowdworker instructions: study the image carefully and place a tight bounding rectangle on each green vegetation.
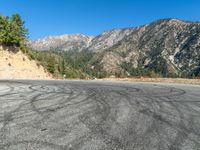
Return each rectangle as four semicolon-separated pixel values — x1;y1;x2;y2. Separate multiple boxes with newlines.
25;49;88;79
0;13;88;79
50;49;193;79
0;14;28;49
52;50;108;78
121;62;148;76
1;13;198;79
146;57;168;77
120;60;171;78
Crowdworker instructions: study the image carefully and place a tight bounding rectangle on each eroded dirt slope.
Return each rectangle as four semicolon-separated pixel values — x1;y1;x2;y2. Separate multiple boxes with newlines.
0;47;52;79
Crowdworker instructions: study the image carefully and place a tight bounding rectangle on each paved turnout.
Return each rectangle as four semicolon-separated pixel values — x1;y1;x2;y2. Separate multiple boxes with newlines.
0;80;200;150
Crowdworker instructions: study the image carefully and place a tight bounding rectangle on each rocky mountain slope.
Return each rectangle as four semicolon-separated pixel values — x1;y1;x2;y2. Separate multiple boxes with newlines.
95;19;200;77
29;18;200;77
29;34;93;51
0;46;52;79
87;28;136;51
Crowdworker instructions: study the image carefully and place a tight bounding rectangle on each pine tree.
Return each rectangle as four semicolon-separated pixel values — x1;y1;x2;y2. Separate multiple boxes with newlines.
61;60;65;75
10;13;28;47
0;14;28;48
0;16;12;46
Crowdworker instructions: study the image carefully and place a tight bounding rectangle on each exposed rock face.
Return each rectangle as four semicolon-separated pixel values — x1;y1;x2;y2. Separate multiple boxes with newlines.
93;19;200;76
87;28;136;51
29;34;94;51
29;18;200;76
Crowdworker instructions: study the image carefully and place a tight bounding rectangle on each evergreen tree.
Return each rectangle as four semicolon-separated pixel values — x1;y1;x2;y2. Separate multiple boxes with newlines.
0;14;28;48
10;13;28;47
61;60;65;75
0;16;12;45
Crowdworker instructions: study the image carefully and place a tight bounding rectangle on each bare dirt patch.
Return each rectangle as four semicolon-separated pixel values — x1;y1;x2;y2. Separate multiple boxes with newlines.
0;48;52;79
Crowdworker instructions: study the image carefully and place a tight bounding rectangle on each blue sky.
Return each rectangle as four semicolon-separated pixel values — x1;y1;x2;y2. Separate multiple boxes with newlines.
0;0;199;39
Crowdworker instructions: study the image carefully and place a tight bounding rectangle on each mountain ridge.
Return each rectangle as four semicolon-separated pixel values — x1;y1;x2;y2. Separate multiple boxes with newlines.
29;18;200;51
29;34;94;51
29;18;200;77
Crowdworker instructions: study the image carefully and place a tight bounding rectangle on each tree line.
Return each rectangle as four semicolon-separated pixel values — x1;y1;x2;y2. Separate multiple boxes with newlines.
0;14;28;49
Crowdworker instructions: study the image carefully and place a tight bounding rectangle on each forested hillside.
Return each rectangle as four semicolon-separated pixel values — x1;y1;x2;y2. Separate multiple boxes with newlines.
2;14;200;79
30;19;200;78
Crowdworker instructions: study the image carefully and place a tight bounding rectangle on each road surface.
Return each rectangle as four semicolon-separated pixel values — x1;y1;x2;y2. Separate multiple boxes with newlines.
0;80;200;150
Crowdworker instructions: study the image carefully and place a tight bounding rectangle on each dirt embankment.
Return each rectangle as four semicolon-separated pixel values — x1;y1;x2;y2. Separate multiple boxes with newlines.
0;46;52;79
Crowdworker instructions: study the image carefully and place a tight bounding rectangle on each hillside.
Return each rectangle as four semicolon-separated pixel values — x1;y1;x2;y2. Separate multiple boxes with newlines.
29;34;94;51
29;18;200;78
0;46;52;79
97;19;200;77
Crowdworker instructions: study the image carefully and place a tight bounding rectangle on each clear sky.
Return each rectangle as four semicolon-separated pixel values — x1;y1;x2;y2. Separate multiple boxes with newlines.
0;0;199;39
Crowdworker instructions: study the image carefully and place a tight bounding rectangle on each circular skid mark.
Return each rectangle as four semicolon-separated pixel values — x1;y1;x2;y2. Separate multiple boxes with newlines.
0;85;14;96
86;84;186;98
29;85;58;93
130;86;186;97
0;85;12;93
0;81;200;150
30;91;93;116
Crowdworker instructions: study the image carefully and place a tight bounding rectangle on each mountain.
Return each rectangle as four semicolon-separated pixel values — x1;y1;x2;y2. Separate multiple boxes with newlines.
29;34;94;51
87;28;136;51
29;18;200;77
29;29;137;52
91;19;200;77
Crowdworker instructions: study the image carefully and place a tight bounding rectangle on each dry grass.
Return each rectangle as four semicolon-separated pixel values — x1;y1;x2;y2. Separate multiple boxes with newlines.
101;77;200;85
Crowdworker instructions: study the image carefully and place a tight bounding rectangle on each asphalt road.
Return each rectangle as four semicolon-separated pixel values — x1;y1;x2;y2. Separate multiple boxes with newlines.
0;80;200;150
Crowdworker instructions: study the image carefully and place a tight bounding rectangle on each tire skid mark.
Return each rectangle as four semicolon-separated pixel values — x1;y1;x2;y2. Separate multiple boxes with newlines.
0;81;200;149
78;87;126;149
116;86;200;149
